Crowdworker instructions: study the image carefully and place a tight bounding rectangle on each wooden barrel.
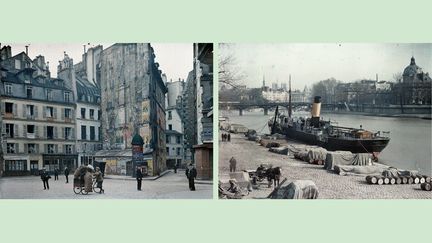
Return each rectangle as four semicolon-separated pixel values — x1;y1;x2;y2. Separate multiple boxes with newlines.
366;176;377;184
419;176;426;184
389;177;396;185
413;176;420;184
407;176;414;184
383;177;390;185
424;176;431;183
395;177;402;184
377;177;384;185
420;183;432;191
401;176;408;184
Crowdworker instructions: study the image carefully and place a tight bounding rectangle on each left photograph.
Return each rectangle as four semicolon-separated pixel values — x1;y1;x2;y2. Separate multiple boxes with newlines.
0;43;213;199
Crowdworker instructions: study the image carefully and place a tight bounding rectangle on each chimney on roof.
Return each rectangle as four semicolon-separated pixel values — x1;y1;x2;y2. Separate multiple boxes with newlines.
25;45;29;55
83;44;86;54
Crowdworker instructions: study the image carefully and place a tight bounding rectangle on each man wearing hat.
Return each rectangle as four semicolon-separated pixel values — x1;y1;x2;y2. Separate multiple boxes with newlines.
185;163;197;191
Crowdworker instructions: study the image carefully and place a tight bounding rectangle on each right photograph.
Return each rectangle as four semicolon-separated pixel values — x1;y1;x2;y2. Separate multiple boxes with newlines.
218;43;432;199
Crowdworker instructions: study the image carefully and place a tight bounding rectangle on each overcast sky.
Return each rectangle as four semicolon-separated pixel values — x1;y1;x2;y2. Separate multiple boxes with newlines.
221;43;432;90
3;43;193;82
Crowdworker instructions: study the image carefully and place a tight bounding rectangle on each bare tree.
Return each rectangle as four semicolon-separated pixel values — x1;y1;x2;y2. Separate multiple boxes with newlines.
219;44;244;89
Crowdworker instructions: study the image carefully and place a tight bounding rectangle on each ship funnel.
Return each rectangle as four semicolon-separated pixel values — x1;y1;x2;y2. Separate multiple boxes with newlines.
311;96;321;128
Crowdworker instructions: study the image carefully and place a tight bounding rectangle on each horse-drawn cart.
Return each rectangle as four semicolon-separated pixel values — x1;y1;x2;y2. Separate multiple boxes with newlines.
244;164;281;187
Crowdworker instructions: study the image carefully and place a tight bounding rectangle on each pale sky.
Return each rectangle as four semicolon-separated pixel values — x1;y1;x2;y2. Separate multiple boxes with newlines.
3;43;193;82
221;43;432;90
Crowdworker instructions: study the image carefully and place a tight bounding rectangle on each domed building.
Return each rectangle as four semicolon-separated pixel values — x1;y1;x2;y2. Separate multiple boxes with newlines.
401;56;431;105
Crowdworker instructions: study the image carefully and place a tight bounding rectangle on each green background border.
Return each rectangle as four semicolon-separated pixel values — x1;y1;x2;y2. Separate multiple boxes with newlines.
1;1;432;243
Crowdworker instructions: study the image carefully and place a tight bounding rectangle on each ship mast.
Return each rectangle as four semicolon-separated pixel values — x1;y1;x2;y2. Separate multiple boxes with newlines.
288;74;292;118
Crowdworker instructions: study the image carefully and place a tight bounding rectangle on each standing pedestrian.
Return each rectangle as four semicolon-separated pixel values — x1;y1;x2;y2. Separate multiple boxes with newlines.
40;169;51;190
64;167;70;183
174;163;177;173
229;156;237;172
185;163;197;191
54;168;59;181
136;166;143;191
227;133;231;142
93;167;104;194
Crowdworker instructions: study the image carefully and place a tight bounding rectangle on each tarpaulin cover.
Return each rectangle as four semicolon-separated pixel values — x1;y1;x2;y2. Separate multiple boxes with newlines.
324;152;371;170
334;165;386;176
269;146;289;155
270;180;319;199
306;148;327;163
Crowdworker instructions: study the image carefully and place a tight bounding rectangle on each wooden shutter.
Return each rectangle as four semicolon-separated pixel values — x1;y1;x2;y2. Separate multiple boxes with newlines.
71;128;75;139
62;127;65;140
43;106;46;118
13;124;18;138
34;125;39;138
43;126;47;139
44;144;48;153
23;124;27;138
34;106;38;119
24;143;28;153
1;102;5;115
13;103;17;116
55;144;58;153
23;104;26;117
53;127;58;139
61;108;65;120
53;107;57;119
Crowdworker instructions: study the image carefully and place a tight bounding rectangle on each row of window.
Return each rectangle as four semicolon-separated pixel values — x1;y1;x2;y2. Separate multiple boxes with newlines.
80;107;99;120
166;134;182;144
3;102;101;121
5;143;74;154
166;147;182;156
3;124;100;141
4;83;72;102
3;102;74;120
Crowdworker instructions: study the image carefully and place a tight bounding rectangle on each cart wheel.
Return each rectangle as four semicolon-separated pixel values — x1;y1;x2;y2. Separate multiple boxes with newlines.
81;188;89;195
93;183;101;193
73;186;82;195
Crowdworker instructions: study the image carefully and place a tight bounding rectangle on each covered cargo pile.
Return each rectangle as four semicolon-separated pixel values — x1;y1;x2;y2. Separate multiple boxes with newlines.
324;152;372;170
269;146;289;155
269;180;319;199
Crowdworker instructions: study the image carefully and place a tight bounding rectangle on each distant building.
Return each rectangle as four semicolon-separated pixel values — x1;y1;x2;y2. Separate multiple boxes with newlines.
1;47;77;176
280;82;287;91
400;56;431;104
271;82;278;90
262;88;289;102
166;79;185;168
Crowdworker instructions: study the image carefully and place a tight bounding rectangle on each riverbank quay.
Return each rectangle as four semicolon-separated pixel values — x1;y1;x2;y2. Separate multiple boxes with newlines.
219;132;432;199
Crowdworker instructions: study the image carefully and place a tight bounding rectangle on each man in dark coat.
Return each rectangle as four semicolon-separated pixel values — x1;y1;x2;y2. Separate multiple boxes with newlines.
64;167;70;183
185;163;197;191
54;168;59;181
136;166;143;191
229;157;237;172
40;169;51;190
227;133;231;142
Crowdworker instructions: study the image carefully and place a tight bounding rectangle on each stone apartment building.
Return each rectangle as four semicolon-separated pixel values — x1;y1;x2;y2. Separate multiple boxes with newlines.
0;47;77;175
97;43;167;176
57;52;102;167
193;43;213;180
166;80;185;168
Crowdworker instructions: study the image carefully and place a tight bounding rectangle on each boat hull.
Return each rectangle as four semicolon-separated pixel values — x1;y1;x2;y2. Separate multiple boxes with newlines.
278;126;390;153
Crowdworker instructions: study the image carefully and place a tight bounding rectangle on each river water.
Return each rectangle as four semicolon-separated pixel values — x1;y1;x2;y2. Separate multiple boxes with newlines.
221;109;432;175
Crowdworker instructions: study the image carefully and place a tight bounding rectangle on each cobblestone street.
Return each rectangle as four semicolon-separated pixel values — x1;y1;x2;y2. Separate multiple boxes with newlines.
0;170;212;199
219;133;432;199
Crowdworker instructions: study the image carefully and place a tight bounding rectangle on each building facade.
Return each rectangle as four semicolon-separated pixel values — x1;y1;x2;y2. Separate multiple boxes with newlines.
98;43;167;176
0;48;77;176
400;56;432;105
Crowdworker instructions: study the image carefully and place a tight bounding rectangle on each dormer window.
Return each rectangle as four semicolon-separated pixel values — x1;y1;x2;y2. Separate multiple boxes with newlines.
64;92;71;102
46;89;53;100
5;84;12;95
26;86;33;98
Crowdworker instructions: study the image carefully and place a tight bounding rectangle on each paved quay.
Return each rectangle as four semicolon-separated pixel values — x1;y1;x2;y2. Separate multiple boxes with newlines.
219;133;432;199
0;171;212;199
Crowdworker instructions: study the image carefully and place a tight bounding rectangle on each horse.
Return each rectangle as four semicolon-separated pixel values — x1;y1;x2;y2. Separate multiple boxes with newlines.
266;166;282;188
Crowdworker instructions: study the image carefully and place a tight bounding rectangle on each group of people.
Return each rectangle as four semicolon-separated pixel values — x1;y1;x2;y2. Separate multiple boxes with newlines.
40;167;71;190
221;133;231;142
